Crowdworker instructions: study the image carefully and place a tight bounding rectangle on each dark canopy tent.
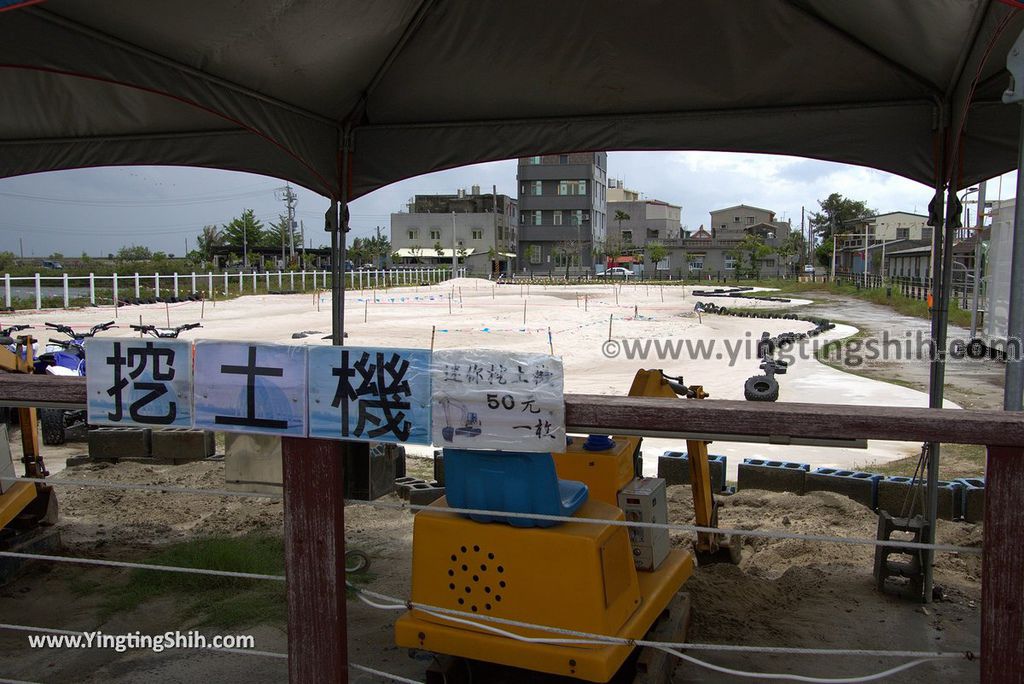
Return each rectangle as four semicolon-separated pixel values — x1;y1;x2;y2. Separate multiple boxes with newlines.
3;1;1024;679
2;0;1023;198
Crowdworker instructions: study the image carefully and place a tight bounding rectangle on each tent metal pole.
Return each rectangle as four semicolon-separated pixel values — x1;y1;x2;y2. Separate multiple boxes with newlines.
922;122;947;603
1004;107;1024;411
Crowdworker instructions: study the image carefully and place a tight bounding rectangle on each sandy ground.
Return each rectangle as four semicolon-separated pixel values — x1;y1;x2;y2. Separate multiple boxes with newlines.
0;458;982;682
8;278;956;479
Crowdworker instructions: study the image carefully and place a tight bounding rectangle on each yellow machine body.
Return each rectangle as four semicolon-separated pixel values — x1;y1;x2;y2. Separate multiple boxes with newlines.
551;435;638;506
0;482;37;530
395;496;693;682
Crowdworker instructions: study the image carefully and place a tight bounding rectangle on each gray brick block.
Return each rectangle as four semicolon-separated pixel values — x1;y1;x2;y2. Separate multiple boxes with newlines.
151;428;215;463
433;450;445;486
804;469;879;508
657;451;726;491
737;460;808;494
876;477;963;520
957;479;985;523
88;427;151;461
395;477;424;501
409;484;445;506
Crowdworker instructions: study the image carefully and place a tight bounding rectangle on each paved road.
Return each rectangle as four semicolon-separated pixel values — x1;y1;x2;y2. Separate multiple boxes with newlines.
794;293;1004;410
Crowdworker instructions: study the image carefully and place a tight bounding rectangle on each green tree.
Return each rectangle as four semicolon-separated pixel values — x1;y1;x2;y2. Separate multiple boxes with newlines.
116;245;152;263
647;243;668;276
0;251;16;271
434;241;444;259
775;232;806;273
731;234;773;277
196;224;224;263
815;237;834;267
221;209;265;255
614;210;630;236
808;193;874;240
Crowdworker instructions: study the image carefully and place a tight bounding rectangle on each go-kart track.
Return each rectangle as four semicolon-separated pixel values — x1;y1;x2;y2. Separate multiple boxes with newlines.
9;277;955;479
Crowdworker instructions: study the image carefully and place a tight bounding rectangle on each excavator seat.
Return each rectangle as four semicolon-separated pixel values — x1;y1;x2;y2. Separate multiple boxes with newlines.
443;448;588;528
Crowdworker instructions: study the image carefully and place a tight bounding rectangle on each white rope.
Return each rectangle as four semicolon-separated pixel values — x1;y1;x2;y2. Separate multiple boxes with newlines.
6;476;980;555
0;551;286;582
348;586;974;684
351;585;973;660
0;623;420;684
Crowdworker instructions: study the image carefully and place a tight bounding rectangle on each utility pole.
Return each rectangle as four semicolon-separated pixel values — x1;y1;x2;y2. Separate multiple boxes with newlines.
301;220;306;265
19;237;23;258
243;221;248;269
970;180;987;340
451;211;458;272
493;184;499;276
276;183;298;263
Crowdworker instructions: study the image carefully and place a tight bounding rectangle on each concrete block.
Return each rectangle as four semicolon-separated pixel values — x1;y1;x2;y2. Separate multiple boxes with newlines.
63;454;92;468
409;484;445;506
395;477;425;501
956;478;985;523
151;428;215;463
805;468;882;508
737;459;809;494
88;427;151;461
876;477;964;520
224;433;282;495
657;451;726;491
395;445;407;479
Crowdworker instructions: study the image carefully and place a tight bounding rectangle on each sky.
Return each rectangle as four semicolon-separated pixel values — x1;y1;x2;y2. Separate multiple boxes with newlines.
0;153;1016;259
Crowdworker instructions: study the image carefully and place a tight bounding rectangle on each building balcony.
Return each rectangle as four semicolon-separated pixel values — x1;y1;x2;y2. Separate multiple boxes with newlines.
517;195;593;211
519;225;593;242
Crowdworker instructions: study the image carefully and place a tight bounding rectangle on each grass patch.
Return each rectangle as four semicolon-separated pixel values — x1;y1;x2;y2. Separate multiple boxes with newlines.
100;535;286;628
857;443;986;479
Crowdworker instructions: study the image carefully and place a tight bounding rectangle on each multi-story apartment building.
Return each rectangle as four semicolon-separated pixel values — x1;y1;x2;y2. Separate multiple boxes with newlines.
390;186;517;273
606;181;682;250
516;152;608;274
837;211;929;273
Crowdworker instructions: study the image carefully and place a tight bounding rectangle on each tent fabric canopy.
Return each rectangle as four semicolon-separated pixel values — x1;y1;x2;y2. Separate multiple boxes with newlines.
2;1;1023;200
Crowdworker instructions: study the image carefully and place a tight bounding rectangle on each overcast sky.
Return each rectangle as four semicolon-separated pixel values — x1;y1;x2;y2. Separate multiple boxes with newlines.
0;152;1015;259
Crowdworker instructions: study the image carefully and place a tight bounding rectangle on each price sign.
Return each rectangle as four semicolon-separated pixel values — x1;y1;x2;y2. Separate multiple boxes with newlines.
431;350;564;451
193;342;307;437
85;338;193;428
308;346;432;444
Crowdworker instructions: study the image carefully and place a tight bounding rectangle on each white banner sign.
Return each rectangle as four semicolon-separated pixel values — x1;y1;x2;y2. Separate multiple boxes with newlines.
431;350;564;452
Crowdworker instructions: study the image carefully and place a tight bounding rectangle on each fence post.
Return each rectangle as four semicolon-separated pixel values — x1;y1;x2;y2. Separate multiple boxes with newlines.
155;273;161;298
3;273;9;309
981;445;1024;679
112;273;118;305
224;272;229;296
89;273;95;305
238;271;243;293
252;271;257;293
34;273;41;310
173;272;179;297
282;437;349;683
278;270;283;289
62;273;69;308
313;269;318;290
135;272;140;298
191;272;197;293
301;269;306;291
208;272;213;295
265;272;270;291
290;271;295;290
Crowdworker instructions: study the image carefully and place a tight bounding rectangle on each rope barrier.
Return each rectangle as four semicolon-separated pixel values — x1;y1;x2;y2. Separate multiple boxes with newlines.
345;585;974;684
2;476;981;554
0;551;286;581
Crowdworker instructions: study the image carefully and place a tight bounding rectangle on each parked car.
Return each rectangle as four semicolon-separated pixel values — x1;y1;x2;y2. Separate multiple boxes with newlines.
597;267;636;277
41;259;63;270
803;264;816;274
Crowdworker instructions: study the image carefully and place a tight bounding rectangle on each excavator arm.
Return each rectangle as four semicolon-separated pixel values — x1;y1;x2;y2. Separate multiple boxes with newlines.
628;369;740;565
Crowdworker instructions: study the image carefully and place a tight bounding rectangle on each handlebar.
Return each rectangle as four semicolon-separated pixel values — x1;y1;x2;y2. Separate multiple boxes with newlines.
129;322;202;338
43;321;116;339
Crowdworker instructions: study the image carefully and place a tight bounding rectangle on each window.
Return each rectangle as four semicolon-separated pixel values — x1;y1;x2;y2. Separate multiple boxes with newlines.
526;156;541;165
897;227;909;239
570;210;583;225
720;224;727;230
520;212;526;225
533;180;542;196
724;255;737;270
529;245;542;264
553;211;563;226
763;259;775;268
533;211;542;226
734;216;740;222
621;230;633;243
407;229;418;240
472;229;483;240
688;255;705;271
553;252;579;267
521;183;527;195
430;229;441;240
746;216;755;224
559;154;568;164
578;180;586;195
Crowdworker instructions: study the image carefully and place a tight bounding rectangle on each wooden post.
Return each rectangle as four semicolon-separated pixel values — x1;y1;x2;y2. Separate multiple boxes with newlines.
982;445;1024;682
282;437;348;684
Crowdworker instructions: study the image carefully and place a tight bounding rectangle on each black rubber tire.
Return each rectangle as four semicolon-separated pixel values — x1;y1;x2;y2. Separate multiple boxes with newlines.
966;338;986;360
744;374;780;402
40;408;67;445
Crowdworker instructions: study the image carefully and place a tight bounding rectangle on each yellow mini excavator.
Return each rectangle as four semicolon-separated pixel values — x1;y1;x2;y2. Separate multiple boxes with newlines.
395;368;737;682
0;328;58;541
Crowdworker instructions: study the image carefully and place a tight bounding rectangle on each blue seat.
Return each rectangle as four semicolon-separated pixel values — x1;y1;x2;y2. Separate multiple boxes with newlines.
443;449;589;528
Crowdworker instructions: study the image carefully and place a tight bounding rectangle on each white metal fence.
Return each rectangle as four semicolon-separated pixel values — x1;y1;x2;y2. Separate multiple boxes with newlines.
1;268;467;310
